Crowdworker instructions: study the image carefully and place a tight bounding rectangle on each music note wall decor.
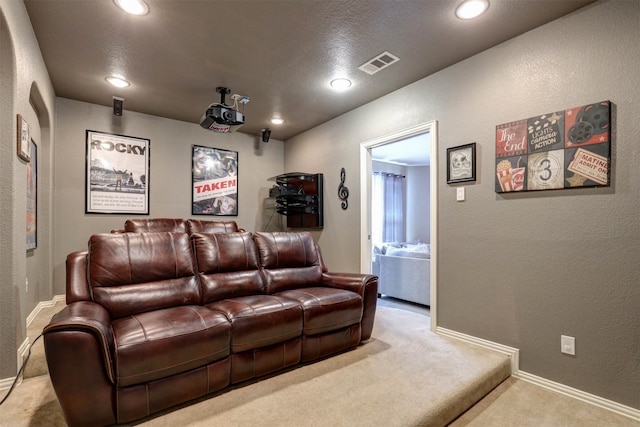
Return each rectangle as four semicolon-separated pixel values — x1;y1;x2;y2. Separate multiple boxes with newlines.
338;168;349;210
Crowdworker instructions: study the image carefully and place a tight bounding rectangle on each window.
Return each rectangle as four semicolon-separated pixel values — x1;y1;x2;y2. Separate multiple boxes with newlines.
372;172;405;244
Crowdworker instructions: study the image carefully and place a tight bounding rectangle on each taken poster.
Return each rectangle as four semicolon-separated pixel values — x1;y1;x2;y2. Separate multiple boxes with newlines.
192;145;238;216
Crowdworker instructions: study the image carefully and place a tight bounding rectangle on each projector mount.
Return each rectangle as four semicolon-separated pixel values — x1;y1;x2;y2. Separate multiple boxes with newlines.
217;86;250;112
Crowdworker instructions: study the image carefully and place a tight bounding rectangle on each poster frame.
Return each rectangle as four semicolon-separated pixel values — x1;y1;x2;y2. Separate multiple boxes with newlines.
85;130;150;214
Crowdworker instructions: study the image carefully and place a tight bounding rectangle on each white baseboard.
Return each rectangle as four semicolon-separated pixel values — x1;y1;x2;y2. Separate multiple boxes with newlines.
1;295;65;391
514;370;640;422
436;326;640;422
0;374;20;391
436;326;520;373
26;294;65;327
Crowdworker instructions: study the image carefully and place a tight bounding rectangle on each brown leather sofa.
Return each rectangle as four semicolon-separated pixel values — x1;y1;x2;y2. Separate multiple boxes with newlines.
111;217;244;234
44;230;378;426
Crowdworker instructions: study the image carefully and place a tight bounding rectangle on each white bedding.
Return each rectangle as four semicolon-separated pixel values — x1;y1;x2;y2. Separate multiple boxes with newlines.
373;242;431;306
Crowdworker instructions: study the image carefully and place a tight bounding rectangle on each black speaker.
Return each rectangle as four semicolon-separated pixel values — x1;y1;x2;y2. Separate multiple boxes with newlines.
261;128;271;143
113;96;124;116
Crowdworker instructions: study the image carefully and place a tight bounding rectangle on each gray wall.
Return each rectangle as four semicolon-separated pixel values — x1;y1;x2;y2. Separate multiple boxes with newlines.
0;0;55;378
1;0;637;412
52;98;284;294
285;0;639;409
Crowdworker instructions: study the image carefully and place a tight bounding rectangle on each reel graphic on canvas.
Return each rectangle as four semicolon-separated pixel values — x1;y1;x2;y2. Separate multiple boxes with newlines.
568;102;609;144
568;121;595;144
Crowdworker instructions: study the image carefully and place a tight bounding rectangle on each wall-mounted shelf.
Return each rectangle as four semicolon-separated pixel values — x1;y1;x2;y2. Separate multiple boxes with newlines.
269;172;323;228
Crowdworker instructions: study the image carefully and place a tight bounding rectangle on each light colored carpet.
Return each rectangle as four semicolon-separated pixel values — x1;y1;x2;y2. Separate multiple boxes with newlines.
450;376;639;427
3;305;511;426
4;302;636;426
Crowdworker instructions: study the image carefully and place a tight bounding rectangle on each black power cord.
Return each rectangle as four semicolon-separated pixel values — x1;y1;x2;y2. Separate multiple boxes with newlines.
0;333;43;406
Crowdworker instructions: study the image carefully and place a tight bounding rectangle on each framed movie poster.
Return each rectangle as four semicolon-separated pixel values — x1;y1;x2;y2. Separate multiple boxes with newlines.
447;143;476;184
192;145;238;216
85;130;150;214
27;139;37;250
495;100;611;193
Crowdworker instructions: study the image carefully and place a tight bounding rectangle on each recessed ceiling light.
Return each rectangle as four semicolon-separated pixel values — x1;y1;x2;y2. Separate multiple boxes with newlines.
106;76;130;88
330;78;352;91
114;0;149;16
456;0;489;20
270;118;284;125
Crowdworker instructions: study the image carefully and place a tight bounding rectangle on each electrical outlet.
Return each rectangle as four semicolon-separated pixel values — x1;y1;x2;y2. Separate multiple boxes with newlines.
561;335;575;355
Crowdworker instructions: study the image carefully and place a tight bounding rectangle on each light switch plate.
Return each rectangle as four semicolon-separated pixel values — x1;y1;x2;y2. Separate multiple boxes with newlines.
456;187;465;202
561;335;575;355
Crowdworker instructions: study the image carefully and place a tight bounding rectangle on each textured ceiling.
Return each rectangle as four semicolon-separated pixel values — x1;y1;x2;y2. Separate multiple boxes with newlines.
24;0;593;142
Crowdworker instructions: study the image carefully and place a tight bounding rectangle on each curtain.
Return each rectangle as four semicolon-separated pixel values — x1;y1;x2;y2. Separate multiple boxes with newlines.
372;172;405;244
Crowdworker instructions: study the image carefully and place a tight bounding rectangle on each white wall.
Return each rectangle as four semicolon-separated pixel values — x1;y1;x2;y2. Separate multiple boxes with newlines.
285;0;640;410
53;98;284;294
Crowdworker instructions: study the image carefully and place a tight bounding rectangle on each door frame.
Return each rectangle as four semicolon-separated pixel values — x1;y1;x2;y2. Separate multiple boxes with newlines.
359;120;438;331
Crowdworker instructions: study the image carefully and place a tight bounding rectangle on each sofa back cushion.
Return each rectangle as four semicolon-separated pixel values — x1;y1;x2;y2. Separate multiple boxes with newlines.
192;232;265;303
124;218;187;233
186;219;241;234
88;232;200;319
254;232;323;294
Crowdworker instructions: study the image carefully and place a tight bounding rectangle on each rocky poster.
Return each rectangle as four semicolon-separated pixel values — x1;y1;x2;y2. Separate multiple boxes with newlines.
85;130;150;214
495;101;610;193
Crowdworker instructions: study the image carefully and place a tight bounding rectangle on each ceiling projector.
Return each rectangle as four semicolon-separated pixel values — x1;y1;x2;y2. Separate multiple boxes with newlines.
200;87;245;133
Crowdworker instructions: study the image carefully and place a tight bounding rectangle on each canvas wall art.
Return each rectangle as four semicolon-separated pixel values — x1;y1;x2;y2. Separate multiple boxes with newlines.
495;100;611;193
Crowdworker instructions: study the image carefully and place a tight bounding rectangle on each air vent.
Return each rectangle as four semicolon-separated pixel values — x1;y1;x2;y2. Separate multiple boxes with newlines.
358;51;400;75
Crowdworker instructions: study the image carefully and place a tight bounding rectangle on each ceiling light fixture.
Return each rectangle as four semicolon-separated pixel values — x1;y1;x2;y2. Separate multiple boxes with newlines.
270;118;284;125
455;0;489;20
114;0;149;16
106;75;130;88
330;78;352;91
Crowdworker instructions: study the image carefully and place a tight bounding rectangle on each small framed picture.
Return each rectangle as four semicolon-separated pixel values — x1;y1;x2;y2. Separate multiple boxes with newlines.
17;114;31;161
447;143;476;184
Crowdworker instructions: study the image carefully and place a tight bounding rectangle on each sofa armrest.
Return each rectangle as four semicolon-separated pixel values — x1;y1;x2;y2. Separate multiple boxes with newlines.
321;272;376;295
44;301;116;383
44;301;118;426
321;272;378;341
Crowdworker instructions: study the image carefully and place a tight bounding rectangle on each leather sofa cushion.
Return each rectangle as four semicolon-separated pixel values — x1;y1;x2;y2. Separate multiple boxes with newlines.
207;295;302;353
187;219;241;234
254;232;323;293
124;218;187;233
89;232;200;319
276;288;363;335
112;305;230;387
192;232;265;303
254;231;320;269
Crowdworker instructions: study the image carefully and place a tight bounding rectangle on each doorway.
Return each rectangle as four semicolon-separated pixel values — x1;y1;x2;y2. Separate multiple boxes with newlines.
360;121;438;331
